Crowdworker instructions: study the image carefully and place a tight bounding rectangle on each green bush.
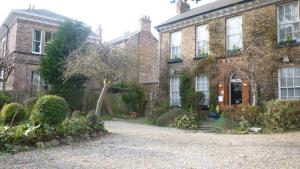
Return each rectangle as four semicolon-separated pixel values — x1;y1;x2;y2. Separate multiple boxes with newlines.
263;100;300;131
0;92;9;109
1;103;26;125
170;114;198;129
122;82;147;116
30;95;68;126
222;104;262;127
156;108;186;126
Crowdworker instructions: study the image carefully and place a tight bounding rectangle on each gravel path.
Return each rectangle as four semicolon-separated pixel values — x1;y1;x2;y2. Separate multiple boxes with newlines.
0;120;300;169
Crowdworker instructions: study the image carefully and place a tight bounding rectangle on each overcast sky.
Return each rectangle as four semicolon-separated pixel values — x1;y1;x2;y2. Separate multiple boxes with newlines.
0;0;216;41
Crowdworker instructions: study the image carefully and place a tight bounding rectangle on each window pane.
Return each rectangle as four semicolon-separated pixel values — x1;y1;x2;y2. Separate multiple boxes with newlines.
281;88;287;99
295;88;300;97
34;30;41;41
32;71;40;84
294;78;300;86
278;6;284;24
287;78;294;87
171;31;181;46
288;88;294;98
280;78;287;87
45;32;53;43
33;42;40;53
285;4;292;22
295;68;300;76
279;26;286;41
197;25;208;41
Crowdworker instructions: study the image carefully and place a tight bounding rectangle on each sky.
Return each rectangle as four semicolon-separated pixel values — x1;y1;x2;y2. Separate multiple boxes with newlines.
0;0;216;41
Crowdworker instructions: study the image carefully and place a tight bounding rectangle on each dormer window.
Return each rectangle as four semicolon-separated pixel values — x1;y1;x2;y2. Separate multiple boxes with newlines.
170;31;181;61
226;16;243;53
277;1;300;45
32;29;42;54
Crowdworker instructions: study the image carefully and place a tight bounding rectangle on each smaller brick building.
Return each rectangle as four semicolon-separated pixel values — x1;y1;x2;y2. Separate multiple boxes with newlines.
110;16;159;91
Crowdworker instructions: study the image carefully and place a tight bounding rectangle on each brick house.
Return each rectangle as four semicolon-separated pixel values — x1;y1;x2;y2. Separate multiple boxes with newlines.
0;7;98;94
110;16;159;91
156;0;300;109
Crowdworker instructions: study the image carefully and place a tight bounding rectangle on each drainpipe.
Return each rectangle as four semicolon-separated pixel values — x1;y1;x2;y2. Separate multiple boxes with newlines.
2;24;10;91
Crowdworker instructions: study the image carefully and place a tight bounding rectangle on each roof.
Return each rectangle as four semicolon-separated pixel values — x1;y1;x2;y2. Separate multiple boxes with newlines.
12;9;71;21
156;0;253;28
109;30;139;44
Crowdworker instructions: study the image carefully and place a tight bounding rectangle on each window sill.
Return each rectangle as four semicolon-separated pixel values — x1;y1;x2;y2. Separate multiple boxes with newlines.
276;41;300;48
226;49;242;56
168;59;183;64
193;55;208;60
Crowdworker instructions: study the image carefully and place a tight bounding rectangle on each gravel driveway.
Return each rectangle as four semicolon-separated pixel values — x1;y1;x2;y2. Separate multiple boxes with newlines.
0;120;300;169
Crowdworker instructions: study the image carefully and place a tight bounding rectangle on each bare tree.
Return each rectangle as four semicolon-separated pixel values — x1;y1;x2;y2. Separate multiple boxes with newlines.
63;42;131;120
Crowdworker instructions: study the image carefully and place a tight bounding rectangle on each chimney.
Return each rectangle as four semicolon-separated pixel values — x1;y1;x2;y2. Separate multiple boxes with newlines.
176;0;190;15
139;15;151;32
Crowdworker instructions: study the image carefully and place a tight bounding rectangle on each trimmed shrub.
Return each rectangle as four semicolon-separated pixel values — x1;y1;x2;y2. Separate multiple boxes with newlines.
0;92;9;109
1;103;26;125
30;95;68;126
156;108;186;126
263;100;300;131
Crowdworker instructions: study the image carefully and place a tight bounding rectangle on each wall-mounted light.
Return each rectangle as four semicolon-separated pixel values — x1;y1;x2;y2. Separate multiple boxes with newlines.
243;82;247;87
219;83;223;88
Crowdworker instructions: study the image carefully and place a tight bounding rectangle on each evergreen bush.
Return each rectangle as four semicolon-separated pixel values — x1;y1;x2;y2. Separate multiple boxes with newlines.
30;95;68;126
1;103;26;125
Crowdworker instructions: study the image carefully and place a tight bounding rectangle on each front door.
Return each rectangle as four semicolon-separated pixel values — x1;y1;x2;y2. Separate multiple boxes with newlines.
230;74;242;105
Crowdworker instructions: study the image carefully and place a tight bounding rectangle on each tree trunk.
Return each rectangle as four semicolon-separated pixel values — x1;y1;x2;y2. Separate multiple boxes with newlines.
250;79;258;106
95;79;111;121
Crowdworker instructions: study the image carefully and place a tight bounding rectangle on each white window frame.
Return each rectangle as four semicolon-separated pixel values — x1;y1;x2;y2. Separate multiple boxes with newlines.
277;1;300;43
32;29;42;54
195;75;209;105
170;31;181;60
226;16;243;51
196;24;209;58
170;77;180;106
278;67;300;100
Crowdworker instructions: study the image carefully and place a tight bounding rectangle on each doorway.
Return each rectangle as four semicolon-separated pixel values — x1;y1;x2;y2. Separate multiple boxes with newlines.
230;74;242;105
